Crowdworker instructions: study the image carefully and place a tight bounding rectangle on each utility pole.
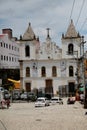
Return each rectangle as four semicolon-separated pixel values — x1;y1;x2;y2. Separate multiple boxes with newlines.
81;36;87;108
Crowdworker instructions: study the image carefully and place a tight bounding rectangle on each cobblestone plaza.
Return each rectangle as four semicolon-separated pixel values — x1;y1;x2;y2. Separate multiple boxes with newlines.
0;98;87;130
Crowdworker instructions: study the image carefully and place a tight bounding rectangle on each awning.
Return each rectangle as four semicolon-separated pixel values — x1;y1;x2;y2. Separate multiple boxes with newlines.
8;78;20;89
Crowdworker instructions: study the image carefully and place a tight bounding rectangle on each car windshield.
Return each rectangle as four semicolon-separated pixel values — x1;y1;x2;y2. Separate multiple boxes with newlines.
28;92;35;96
51;98;58;101
37;99;45;102
4;92;9;94
23;93;27;95
14;93;18;95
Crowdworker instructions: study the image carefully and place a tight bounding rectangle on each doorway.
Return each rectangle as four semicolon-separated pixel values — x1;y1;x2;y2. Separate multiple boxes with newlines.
25;83;31;92
68;82;75;95
45;79;53;96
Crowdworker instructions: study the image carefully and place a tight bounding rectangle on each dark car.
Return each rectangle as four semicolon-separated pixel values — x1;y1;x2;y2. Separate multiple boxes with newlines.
4;90;11;100
27;92;37;101
12;92;20;100
20;92;28;100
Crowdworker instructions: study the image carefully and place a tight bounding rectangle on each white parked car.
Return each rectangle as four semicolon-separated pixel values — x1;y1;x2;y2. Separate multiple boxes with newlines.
35;97;50;107
51;97;59;105
51;97;63;105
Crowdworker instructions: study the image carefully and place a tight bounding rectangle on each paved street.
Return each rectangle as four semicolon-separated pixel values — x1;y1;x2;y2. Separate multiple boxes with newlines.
0;98;87;130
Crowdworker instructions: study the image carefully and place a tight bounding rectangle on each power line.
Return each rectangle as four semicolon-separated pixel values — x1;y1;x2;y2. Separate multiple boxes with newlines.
80;18;87;32
75;0;85;27
69;0;75;23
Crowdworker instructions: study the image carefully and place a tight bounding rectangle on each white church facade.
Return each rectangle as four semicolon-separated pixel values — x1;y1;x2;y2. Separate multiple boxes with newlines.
19;20;83;96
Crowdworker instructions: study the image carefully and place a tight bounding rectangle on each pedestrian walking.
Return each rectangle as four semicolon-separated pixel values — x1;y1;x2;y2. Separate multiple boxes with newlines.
1;99;6;109
80;93;84;104
6;99;10;109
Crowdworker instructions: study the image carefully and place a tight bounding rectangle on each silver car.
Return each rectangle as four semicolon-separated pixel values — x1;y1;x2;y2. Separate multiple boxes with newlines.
51;97;63;105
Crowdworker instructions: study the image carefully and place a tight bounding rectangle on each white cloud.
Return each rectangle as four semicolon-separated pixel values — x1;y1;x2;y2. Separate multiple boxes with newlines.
0;0;87;48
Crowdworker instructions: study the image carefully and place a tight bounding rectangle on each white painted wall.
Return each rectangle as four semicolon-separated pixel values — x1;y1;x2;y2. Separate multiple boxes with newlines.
0;34;19;69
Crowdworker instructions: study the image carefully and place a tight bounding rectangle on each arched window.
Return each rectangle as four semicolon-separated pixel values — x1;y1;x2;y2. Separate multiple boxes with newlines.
68;44;74;54
52;66;57;77
41;66;46;77
25;45;30;57
26;67;30;77
69;66;73;76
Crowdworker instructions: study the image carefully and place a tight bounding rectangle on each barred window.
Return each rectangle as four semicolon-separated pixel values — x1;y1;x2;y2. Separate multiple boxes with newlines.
52;66;57;77
26;67;30;77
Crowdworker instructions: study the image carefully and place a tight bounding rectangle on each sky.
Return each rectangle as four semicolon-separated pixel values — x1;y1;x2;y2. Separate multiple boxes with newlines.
0;0;87;48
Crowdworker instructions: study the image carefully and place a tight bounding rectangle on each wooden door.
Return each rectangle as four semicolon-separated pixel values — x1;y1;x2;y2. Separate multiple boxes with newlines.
45;79;53;94
25;83;31;92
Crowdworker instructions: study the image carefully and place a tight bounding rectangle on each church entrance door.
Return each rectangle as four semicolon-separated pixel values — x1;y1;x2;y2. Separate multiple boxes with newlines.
45;79;53;96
